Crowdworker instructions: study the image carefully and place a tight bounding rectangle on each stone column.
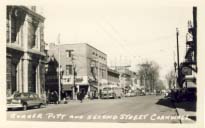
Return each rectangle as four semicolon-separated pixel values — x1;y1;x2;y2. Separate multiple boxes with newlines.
17;59;23;92
22;54;29;92
36;62;41;96
22;15;29;93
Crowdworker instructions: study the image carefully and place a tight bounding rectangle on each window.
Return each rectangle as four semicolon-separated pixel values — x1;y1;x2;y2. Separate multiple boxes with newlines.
66;50;73;58
66;65;72;75
66;51;69;58
28;21;38;49
11;15;17;43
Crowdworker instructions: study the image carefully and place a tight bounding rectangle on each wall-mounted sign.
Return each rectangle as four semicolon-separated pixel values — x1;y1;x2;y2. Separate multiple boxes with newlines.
182;66;192;75
62;75;88;85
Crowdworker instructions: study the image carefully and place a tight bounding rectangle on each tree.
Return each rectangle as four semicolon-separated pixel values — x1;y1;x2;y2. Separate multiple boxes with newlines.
165;70;176;89
137;60;160;92
155;80;166;91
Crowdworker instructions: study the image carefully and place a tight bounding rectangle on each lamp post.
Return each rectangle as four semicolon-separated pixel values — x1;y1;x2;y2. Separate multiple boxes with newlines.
176;28;180;79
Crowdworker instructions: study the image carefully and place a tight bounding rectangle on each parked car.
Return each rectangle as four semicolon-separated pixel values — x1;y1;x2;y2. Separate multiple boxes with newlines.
139;92;146;96
125;92;136;97
7;92;46;111
48;91;59;104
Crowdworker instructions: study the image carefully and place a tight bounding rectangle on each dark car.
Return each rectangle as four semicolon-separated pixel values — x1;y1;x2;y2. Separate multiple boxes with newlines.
7;92;46;111
48;91;59;104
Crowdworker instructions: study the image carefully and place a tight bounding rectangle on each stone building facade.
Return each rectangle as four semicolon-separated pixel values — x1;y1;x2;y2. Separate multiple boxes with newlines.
6;6;46;96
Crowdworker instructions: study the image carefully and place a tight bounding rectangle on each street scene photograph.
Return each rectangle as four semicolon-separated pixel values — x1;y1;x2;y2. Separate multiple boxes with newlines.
6;2;197;124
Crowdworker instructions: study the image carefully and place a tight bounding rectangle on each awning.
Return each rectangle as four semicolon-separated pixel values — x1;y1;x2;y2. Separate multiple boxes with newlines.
90;85;98;92
62;84;73;91
184;81;196;88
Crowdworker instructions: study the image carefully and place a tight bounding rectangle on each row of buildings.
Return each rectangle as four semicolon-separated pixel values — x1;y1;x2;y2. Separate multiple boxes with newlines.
45;43;141;99
6;6;142;99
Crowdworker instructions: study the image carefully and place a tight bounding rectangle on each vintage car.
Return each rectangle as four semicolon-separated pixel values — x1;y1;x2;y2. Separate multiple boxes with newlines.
7;92;46;111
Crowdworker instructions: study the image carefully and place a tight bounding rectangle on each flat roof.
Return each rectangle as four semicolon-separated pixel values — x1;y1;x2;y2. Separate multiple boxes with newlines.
52;43;107;56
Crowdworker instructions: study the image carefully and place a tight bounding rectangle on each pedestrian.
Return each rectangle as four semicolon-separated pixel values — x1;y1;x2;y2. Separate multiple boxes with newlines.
78;90;85;103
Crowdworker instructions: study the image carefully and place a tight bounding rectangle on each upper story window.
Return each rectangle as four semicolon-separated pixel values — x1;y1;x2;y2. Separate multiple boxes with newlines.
11;15;17;43
66;50;73;58
28;20;38;49
66;65;73;75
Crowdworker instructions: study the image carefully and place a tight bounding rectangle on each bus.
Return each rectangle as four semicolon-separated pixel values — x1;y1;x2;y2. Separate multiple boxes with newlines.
101;85;123;99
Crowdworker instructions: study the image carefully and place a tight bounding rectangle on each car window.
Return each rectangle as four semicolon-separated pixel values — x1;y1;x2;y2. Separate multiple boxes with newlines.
13;93;21;98
103;87;111;91
29;94;35;98
33;94;39;99
21;93;29;98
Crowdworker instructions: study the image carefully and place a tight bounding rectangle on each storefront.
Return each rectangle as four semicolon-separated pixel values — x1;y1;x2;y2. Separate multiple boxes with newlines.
62;75;97;99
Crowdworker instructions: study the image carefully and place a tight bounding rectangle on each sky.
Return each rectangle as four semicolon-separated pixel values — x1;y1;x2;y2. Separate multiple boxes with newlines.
42;1;194;80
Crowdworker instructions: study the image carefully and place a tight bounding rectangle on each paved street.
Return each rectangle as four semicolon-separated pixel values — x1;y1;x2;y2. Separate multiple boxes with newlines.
7;95;194;123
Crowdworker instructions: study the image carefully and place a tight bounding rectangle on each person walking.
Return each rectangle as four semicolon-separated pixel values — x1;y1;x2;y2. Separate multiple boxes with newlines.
78;90;85;103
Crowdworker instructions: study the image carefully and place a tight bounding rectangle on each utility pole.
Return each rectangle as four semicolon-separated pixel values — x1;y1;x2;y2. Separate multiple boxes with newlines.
193;7;197;72
176;28;180;83
57;34;61;103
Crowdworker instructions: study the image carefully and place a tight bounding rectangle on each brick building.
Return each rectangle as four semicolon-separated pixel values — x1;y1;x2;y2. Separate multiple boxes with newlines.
6;6;46;96
46;43;107;98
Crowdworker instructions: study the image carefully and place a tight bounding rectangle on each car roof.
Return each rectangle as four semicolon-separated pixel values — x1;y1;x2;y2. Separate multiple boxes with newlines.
14;92;37;95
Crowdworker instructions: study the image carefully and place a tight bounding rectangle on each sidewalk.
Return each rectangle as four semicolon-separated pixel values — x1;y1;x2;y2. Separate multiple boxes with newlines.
173;101;196;123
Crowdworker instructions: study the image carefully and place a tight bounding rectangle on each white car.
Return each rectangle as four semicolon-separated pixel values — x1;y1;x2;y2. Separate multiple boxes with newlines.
7;92;46;111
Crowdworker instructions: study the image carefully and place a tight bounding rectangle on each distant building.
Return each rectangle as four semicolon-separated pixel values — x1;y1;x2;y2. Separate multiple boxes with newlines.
107;68;120;85
6;6;46;96
131;73;141;91
114;67;134;93
46;43;107;98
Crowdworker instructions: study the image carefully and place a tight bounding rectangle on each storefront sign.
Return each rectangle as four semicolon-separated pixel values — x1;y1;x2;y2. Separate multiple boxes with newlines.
62;76;88;85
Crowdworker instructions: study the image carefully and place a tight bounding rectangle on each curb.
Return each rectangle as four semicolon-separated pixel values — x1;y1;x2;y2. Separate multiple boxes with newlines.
171;101;182;124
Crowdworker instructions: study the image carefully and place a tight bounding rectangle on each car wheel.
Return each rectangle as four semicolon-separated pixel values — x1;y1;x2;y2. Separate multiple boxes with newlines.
22;103;27;111
38;103;42;108
113;94;117;99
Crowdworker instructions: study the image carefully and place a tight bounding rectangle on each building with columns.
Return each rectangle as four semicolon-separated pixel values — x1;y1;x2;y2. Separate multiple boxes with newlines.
6;6;46;97
46;43;107;99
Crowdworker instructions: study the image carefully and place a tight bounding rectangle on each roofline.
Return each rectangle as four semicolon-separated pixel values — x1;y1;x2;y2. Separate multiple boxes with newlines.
8;6;45;21
53;43;107;56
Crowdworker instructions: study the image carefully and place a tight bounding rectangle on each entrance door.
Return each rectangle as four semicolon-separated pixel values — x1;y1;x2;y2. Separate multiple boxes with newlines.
11;63;17;94
31;65;37;93
28;63;37;93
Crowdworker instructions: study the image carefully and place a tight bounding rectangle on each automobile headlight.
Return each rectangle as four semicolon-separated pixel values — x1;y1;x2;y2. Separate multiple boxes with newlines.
17;99;21;103
12;99;21;103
